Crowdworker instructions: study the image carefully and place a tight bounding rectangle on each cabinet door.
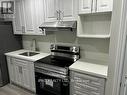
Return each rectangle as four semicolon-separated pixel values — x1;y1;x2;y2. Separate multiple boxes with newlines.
60;0;77;21
96;0;113;12
12;58;31;89
6;57;15;83
44;0;59;22
22;63;30;89
79;0;93;14
29;63;36;92
13;0;25;34
22;0;34;33
13;62;22;86
33;0;46;35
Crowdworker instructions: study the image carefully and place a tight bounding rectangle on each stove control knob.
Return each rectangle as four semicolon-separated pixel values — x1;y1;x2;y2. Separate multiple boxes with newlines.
71;47;79;53
50;44;56;50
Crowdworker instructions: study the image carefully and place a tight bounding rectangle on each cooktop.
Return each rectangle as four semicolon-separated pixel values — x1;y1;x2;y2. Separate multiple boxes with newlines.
35;55;74;68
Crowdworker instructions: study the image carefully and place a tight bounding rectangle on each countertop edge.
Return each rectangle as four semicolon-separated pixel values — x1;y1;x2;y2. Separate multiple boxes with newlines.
69;67;107;79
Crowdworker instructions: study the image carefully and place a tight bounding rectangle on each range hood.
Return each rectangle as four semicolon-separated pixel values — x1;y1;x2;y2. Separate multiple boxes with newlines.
39;21;77;32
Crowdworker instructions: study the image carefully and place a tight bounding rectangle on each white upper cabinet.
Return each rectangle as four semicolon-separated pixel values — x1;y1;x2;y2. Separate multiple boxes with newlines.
13;0;46;35
33;0;46;35
13;0;25;34
44;0;77;22
60;0;77;21
79;0;93;14
79;0;113;14
96;0;113;12
22;0;34;33
44;0;59;22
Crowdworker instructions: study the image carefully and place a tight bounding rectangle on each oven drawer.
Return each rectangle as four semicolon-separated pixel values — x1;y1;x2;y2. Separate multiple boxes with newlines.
72;71;105;87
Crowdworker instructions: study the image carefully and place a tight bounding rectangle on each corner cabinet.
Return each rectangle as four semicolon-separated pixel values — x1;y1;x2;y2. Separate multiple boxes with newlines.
44;0;78;22
6;57;35;92
70;71;106;95
79;0;113;14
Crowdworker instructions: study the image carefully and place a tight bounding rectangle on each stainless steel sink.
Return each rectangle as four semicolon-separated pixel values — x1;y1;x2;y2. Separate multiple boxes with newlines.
19;52;39;56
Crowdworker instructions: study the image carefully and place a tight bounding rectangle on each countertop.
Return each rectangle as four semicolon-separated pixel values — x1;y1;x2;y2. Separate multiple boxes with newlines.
5;50;108;78
69;60;108;79
5;49;50;62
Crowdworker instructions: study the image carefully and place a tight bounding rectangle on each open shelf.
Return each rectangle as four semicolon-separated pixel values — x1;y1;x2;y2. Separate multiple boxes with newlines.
77;13;112;38
77;34;110;38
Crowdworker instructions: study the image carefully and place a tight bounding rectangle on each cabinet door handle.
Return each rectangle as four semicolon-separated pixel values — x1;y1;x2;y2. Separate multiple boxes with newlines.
59;10;64;21
91;0;93;12
56;10;59;20
83;7;89;9
100;4;108;7
21;67;22;74
95;0;97;12
22;26;25;33
19;66;22;74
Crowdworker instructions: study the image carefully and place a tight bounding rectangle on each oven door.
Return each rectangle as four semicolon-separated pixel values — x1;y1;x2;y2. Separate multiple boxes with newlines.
35;68;69;95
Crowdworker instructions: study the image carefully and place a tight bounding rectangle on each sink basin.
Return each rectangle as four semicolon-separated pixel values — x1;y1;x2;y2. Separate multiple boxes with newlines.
19;52;39;57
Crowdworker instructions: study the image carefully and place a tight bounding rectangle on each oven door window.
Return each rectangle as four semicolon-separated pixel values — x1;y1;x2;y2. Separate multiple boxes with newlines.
35;72;62;95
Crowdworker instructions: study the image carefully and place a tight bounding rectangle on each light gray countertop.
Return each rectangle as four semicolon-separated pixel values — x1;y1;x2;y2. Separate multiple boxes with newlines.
5;49;50;62
5;49;108;78
69;59;108;78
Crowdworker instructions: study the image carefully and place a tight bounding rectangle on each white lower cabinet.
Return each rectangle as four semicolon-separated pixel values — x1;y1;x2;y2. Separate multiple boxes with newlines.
7;57;35;92
70;71;106;95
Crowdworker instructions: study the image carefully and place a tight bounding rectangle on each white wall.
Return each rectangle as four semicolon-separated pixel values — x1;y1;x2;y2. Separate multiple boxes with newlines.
105;0;125;94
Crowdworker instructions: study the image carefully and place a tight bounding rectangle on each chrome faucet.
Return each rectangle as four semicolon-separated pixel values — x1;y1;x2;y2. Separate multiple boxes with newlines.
31;39;38;51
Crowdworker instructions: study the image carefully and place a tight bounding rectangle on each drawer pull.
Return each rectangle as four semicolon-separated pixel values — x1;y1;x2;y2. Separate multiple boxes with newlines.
91;91;100;95
100;4;108;7
76;83;99;91
75;91;89;95
83;7;89;9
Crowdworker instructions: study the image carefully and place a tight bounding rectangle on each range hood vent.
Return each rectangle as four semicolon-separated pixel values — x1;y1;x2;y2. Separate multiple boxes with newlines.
39;21;77;32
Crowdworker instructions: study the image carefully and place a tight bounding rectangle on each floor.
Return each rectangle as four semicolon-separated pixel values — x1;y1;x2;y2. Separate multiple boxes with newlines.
0;84;35;95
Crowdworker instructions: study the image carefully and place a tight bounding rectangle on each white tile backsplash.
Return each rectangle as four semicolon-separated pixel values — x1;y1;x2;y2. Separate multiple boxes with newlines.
22;32;110;65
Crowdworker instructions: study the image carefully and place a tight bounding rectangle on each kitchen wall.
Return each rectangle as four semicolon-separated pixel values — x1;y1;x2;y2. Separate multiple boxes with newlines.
23;30;110;65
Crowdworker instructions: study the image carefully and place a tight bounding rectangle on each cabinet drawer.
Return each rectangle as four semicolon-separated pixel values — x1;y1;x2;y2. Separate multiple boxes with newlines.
74;82;101;92
12;58;28;64
73;86;101;95
73;90;89;95
72;72;105;87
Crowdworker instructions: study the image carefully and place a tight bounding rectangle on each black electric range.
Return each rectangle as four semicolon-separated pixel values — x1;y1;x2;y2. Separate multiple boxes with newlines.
34;44;80;95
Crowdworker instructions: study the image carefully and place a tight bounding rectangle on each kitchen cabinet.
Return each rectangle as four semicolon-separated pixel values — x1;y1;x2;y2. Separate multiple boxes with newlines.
13;0;46;35
13;0;25;34
7;57;35;92
33;0;46;35
70;71;106;95
44;0;77;22
44;0;59;22
60;0;78;21
79;0;93;14
79;0;113;14
13;59;30;89
96;0;113;13
22;0;34;34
